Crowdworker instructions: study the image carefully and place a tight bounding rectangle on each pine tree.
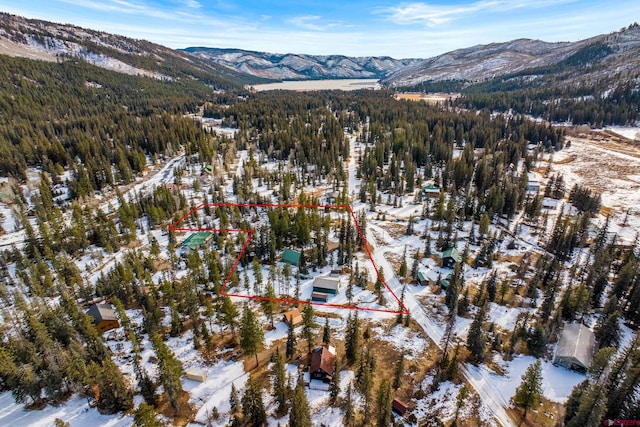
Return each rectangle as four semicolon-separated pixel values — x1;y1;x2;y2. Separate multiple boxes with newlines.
527;325;547;357
375;378;392;427
151;334;183;414
289;375;311;427
343;382;354;426
454;385;468;425
219;296;239;338
240;304;265;367
286;320;297;360
242;375;266;426
466;304;486;363
91;358;133;414
329;357;340;406
133;402;163;427
229;383;241;421
486;270;497;303
271;348;288;415
344;312;360;366
594;295;622;349
322;317;331;346
261;283;277;329
393;352;405;390
565;382;608;427
301;304;317;354
511;359;543;421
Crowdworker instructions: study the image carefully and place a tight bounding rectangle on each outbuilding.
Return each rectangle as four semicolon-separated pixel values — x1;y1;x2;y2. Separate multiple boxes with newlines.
554;323;596;372
282;248;301;266
184;368;208;382
313;276;340;295
392;398;408;417
283;308;303;327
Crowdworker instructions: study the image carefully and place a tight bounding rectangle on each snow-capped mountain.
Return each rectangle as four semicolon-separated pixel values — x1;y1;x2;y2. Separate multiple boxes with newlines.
383;24;640;87
182;47;423;80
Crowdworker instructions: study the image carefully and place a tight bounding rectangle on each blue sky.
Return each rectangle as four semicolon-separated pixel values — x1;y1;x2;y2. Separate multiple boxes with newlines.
1;0;639;57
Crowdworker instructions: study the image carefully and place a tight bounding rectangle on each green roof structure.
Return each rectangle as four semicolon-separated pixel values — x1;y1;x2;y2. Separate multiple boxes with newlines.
442;247;461;268
282;248;301;265
181;232;213;251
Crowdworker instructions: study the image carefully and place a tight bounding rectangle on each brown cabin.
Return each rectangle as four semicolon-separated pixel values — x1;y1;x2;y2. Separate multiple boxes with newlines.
87;303;120;334
309;346;335;383
392;398;408;417
283;308;303;327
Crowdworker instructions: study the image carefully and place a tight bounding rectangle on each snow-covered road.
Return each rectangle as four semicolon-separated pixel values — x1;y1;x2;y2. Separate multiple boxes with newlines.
366;220;516;426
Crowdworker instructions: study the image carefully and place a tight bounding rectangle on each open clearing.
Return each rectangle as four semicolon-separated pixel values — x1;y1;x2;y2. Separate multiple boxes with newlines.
551;131;640;238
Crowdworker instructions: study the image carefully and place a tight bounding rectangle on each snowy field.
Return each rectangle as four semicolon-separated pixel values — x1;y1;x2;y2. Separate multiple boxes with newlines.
251;79;381;92
550;136;640;242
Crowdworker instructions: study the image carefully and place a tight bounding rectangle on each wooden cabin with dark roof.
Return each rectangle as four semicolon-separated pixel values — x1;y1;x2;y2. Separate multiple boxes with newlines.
87;303;119;334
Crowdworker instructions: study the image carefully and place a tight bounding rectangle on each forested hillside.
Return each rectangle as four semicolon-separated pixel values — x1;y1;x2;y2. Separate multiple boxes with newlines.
0;55;228;192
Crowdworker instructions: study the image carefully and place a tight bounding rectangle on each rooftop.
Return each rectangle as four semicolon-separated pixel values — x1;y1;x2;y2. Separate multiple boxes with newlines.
86;303;118;323
556;323;596;368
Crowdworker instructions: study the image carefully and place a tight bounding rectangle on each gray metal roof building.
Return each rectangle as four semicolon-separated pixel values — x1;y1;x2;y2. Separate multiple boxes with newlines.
554;323;596;372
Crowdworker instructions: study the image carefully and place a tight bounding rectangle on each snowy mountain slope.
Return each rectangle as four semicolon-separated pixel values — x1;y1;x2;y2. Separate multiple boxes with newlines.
383;24;640;86
0;13;257;87
182;47;422;80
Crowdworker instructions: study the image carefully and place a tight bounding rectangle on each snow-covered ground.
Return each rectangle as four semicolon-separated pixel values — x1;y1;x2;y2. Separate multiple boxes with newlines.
607;126;640;141
551;136;640;241
0;393;133;427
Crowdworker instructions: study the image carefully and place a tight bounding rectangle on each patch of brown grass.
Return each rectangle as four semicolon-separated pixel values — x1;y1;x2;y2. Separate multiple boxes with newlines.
156;390;195;426
552;155;577;165
506;398;563;427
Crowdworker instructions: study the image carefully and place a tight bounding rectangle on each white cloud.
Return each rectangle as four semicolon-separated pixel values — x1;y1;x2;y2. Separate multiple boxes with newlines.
286;15;341;31
377;0;576;26
182;0;201;9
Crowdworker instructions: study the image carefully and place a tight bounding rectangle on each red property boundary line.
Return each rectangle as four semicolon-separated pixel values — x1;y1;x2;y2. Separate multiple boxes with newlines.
169;202;409;315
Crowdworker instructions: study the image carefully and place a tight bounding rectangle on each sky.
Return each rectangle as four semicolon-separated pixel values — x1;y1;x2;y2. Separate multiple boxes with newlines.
1;0;639;58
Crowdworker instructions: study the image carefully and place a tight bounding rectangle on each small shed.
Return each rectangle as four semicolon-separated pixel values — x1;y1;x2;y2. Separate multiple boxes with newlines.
87;303;120;334
313;276;340;295
282;249;301;266
311;292;329;303
309;346;335;383
184;368;208;382
392;398;408;417
283;308;303;327
417;270;429;285
554;323;596;372
181;231;213;252
442;247;461;269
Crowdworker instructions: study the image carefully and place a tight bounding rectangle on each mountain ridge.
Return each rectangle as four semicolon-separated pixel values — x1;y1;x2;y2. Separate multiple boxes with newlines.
182;46;422;80
0;13;264;88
